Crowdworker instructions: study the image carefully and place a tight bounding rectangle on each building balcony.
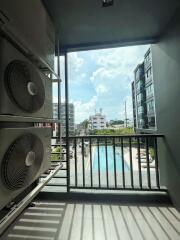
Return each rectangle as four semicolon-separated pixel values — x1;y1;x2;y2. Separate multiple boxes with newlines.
147;109;156;116
145;75;153;85
3;134;179;239
144;60;152;70
1;0;180;238
146;92;154;100
137;112;145;118
136;99;144;106
135;86;145;94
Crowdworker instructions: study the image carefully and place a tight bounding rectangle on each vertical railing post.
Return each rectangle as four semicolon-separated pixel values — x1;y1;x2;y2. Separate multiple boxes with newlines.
57;38;61;147
89;137;93;187
82;138;85;187
65;52;70;192
154;137;160;189
137;137;142;189
97;138;101;188
113;137;117;188
121;137;125;188
129;137;134;188
74;137;77;187
145;137;151;189
105;138;109;188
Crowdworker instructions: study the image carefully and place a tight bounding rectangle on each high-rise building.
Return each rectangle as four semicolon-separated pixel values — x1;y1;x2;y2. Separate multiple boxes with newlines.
89;110;106;130
53;103;75;136
132;47;156;133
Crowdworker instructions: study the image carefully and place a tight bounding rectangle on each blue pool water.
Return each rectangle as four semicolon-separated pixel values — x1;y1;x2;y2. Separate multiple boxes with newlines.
93;145;129;171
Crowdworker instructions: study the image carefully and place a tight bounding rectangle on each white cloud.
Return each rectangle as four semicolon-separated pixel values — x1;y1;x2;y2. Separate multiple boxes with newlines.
68;52;84;73
73;96;97;123
90;67;114;82
90;45;150;81
68;52;86;85
96;84;108;94
118;95;133;120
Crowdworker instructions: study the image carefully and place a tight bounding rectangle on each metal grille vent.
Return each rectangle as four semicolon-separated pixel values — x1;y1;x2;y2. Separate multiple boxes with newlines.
5;60;45;113
1;134;44;190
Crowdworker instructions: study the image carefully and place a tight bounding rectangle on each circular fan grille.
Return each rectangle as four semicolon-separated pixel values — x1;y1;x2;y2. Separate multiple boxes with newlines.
5;60;45;113
1;134;44;190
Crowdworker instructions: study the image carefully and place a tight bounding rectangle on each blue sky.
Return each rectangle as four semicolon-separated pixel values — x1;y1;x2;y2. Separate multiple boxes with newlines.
53;45;150;124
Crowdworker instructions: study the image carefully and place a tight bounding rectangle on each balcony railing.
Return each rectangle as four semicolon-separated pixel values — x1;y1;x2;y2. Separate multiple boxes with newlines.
48;134;165;192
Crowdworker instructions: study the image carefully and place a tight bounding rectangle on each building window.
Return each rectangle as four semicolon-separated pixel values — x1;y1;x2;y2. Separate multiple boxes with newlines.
146;83;153;96
145;51;151;63
136;93;143;102
148;116;155;127
147;100;154;113
136;81;142;91
137;106;144;114
138;119;145;128
146;67;152;78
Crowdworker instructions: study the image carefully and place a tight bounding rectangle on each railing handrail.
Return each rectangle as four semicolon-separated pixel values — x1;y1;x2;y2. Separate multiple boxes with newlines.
59;134;164;139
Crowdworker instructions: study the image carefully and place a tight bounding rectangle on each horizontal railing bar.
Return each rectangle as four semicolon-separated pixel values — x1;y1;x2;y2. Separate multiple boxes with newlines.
49;160;62;162
51;138;66;142
69;186;167;192
51;153;66;156
61;134;164;139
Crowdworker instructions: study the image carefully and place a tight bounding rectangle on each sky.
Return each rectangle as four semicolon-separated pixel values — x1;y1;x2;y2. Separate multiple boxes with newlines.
53;44;150;124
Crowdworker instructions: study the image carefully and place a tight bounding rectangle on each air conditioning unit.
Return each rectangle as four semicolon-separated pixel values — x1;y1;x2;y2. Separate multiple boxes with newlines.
0;0;55;70
0;37;52;119
0;127;51;211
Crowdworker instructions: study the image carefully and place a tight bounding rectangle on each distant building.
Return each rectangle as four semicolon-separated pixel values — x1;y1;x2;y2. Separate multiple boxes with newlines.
53;103;75;136
89;110;106;130
132;47;156;133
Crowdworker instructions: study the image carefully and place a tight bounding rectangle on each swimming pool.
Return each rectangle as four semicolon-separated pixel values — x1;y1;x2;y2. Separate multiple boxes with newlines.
93;145;129;171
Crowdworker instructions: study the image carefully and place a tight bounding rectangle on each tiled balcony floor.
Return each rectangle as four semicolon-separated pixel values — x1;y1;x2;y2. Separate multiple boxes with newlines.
1;200;180;240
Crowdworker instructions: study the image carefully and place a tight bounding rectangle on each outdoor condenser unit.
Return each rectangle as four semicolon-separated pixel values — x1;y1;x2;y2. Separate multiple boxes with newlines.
0;127;51;211
0;37;52;119
0;0;55;70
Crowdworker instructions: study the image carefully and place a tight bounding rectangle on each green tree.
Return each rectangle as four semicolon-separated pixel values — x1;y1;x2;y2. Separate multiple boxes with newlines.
79;119;89;128
149;147;155;160
91;127;134;136
51;146;61;161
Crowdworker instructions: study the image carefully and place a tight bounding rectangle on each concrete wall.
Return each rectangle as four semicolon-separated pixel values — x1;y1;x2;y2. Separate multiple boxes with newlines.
152;8;180;210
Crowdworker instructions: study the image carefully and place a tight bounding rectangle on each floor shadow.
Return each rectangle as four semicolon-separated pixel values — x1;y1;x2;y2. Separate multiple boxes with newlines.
1;201;180;240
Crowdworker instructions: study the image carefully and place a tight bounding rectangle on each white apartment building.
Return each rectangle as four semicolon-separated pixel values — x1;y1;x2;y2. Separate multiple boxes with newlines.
89;110;106;130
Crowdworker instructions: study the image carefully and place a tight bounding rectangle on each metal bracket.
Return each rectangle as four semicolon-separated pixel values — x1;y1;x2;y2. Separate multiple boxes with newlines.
0;162;62;236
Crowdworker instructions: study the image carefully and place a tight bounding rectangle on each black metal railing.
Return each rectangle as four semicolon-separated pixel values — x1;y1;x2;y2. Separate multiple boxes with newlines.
46;134;165;192
66;134;164;191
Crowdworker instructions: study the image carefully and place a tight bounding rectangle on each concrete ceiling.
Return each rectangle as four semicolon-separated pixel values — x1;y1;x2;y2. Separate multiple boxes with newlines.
43;0;180;52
